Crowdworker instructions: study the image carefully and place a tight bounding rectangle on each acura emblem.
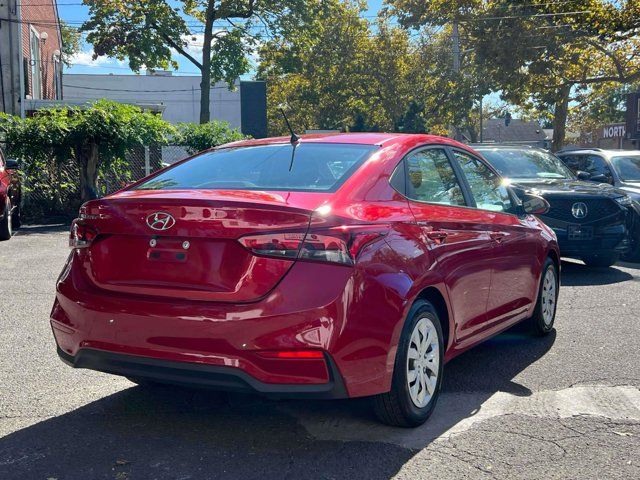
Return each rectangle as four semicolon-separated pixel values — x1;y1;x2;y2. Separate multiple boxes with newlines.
571;202;588;219
146;212;176;231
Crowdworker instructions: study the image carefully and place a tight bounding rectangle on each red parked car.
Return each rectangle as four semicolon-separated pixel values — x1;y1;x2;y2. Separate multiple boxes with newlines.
52;133;560;427
0;146;21;240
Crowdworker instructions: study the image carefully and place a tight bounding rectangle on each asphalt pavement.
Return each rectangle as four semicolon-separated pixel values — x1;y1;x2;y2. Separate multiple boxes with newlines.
1;225;639;479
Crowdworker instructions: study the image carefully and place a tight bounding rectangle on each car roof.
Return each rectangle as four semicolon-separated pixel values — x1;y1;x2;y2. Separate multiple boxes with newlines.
470;144;547;152
219;132;473;150
557;148;640;157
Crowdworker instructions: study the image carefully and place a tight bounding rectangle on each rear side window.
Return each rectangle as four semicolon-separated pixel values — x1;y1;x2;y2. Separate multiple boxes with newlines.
135;143;377;192
404;148;466;206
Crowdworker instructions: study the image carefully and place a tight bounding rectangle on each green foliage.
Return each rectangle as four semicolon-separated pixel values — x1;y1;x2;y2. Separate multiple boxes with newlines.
258;0;414;135
388;0;640;149
60;21;82;68
177;121;247;154
0;101;175;214
81;1;308;122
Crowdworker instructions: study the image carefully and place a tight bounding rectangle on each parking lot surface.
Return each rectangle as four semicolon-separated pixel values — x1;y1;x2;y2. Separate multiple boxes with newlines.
1;225;639;479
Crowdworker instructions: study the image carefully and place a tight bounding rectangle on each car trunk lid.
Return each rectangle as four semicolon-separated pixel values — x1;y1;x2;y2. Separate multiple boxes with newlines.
77;190;316;302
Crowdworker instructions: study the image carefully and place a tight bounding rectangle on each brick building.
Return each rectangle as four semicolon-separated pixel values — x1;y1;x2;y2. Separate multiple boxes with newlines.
0;0;63;116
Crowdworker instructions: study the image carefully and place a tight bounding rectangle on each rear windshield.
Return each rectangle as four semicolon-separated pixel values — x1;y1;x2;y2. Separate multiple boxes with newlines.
135;143;378;192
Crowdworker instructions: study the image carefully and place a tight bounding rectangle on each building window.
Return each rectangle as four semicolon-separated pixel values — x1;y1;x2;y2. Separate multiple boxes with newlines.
29;27;42;100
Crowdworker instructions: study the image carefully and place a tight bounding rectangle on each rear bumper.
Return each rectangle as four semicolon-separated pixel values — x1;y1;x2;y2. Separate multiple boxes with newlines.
57;346;348;399
50;249;405;398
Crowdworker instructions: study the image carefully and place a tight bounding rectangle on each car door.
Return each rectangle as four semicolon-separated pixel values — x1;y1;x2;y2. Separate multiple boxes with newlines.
400;146;496;341
450;148;541;327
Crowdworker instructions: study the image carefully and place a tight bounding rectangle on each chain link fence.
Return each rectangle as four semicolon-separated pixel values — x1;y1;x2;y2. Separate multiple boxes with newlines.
1;143;191;222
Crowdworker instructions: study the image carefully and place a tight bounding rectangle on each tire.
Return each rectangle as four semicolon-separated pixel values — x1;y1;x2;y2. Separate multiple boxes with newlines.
526;258;558;336
373;300;444;427
11;205;21;230
621;243;640;263
0;199;12;241
582;253;619;268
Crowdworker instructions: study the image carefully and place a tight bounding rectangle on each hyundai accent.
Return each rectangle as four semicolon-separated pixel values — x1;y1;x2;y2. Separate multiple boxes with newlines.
51;133;560;427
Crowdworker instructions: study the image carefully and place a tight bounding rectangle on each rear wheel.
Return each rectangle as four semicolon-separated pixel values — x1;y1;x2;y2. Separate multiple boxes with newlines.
373;300;444;427
526;258;558;336
0;199;12;241
582;253;619;268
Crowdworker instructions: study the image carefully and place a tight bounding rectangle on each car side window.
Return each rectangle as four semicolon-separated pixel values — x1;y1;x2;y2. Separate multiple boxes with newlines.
585;155;613;181
404;148;466;206
0;149;4;168
559;154;585;173
453;150;513;213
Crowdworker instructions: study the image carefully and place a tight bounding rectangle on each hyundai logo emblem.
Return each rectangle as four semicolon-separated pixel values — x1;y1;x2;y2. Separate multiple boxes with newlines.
146;212;176;231
571;202;588;219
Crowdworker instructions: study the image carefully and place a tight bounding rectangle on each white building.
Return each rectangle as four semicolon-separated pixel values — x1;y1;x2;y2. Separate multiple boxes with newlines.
60;71;267;138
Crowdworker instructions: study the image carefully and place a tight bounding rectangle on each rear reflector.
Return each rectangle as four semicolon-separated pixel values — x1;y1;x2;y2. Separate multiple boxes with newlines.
257;350;325;359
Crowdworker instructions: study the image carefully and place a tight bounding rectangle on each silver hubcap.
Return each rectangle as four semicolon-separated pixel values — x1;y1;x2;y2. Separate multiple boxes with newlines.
541;267;557;326
406;317;439;408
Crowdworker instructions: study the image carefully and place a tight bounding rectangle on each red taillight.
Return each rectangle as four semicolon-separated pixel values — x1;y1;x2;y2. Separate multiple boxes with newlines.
257;350;325;359
69;220;98;249
238;232;305;259
238;225;387;265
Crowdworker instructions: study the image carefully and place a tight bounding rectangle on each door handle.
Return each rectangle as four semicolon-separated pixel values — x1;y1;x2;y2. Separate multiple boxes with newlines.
426;230;448;243
489;231;508;243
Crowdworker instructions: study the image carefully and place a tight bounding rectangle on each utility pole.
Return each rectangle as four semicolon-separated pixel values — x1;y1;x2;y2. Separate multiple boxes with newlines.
452;21;461;73
479;95;483;143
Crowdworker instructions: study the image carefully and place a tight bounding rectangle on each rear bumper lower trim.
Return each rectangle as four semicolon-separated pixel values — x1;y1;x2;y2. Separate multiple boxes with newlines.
57;347;349;399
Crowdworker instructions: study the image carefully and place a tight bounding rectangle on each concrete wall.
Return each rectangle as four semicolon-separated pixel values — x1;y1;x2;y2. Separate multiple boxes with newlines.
63;74;243;127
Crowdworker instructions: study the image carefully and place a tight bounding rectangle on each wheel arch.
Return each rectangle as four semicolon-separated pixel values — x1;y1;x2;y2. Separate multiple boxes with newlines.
414;286;452;354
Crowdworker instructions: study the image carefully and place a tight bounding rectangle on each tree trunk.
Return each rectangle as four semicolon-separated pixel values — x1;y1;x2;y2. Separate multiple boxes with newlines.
199;4;216;124
76;143;100;203
551;85;571;152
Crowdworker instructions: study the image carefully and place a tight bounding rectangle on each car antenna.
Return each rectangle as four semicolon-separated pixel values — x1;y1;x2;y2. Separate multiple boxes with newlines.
279;106;300;171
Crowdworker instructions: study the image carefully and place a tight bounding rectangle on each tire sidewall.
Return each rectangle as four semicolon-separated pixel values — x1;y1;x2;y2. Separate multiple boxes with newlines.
392;300;445;425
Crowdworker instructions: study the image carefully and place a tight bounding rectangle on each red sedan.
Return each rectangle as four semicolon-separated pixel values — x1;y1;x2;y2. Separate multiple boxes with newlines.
52;133;559;427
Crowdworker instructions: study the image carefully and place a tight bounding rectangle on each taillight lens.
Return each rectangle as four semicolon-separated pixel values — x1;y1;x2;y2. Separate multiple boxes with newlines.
69;220;98;249
238;232;305;259
238;226;386;266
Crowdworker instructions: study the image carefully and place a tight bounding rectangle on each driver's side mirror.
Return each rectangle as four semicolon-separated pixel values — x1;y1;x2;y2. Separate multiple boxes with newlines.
5;158;20;170
521;193;550;215
576;170;591;181
589;173;610;184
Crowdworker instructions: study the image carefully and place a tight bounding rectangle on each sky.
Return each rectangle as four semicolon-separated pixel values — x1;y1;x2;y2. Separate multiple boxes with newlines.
61;1;386;76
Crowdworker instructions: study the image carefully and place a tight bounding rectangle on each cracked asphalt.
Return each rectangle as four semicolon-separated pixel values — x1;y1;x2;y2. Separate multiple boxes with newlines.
1;224;639;479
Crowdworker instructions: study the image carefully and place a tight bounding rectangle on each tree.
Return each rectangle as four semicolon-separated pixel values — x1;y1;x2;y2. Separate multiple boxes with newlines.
82;1;305;124
177;120;247;154
60;21;82;68
388;0;640;150
0;101;174;203
257;0;414;134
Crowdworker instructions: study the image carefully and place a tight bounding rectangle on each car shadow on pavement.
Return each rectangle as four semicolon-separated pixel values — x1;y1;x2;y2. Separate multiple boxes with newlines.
560;260;634;286
0;330;555;480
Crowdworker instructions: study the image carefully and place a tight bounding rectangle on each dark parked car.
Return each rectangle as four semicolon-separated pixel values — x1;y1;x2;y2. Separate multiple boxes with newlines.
474;145;633;267
0;146;21;240
557;148;640;262
52;133;560;427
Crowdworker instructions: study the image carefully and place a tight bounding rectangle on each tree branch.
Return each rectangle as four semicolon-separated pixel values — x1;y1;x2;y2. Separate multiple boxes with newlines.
149;22;203;70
